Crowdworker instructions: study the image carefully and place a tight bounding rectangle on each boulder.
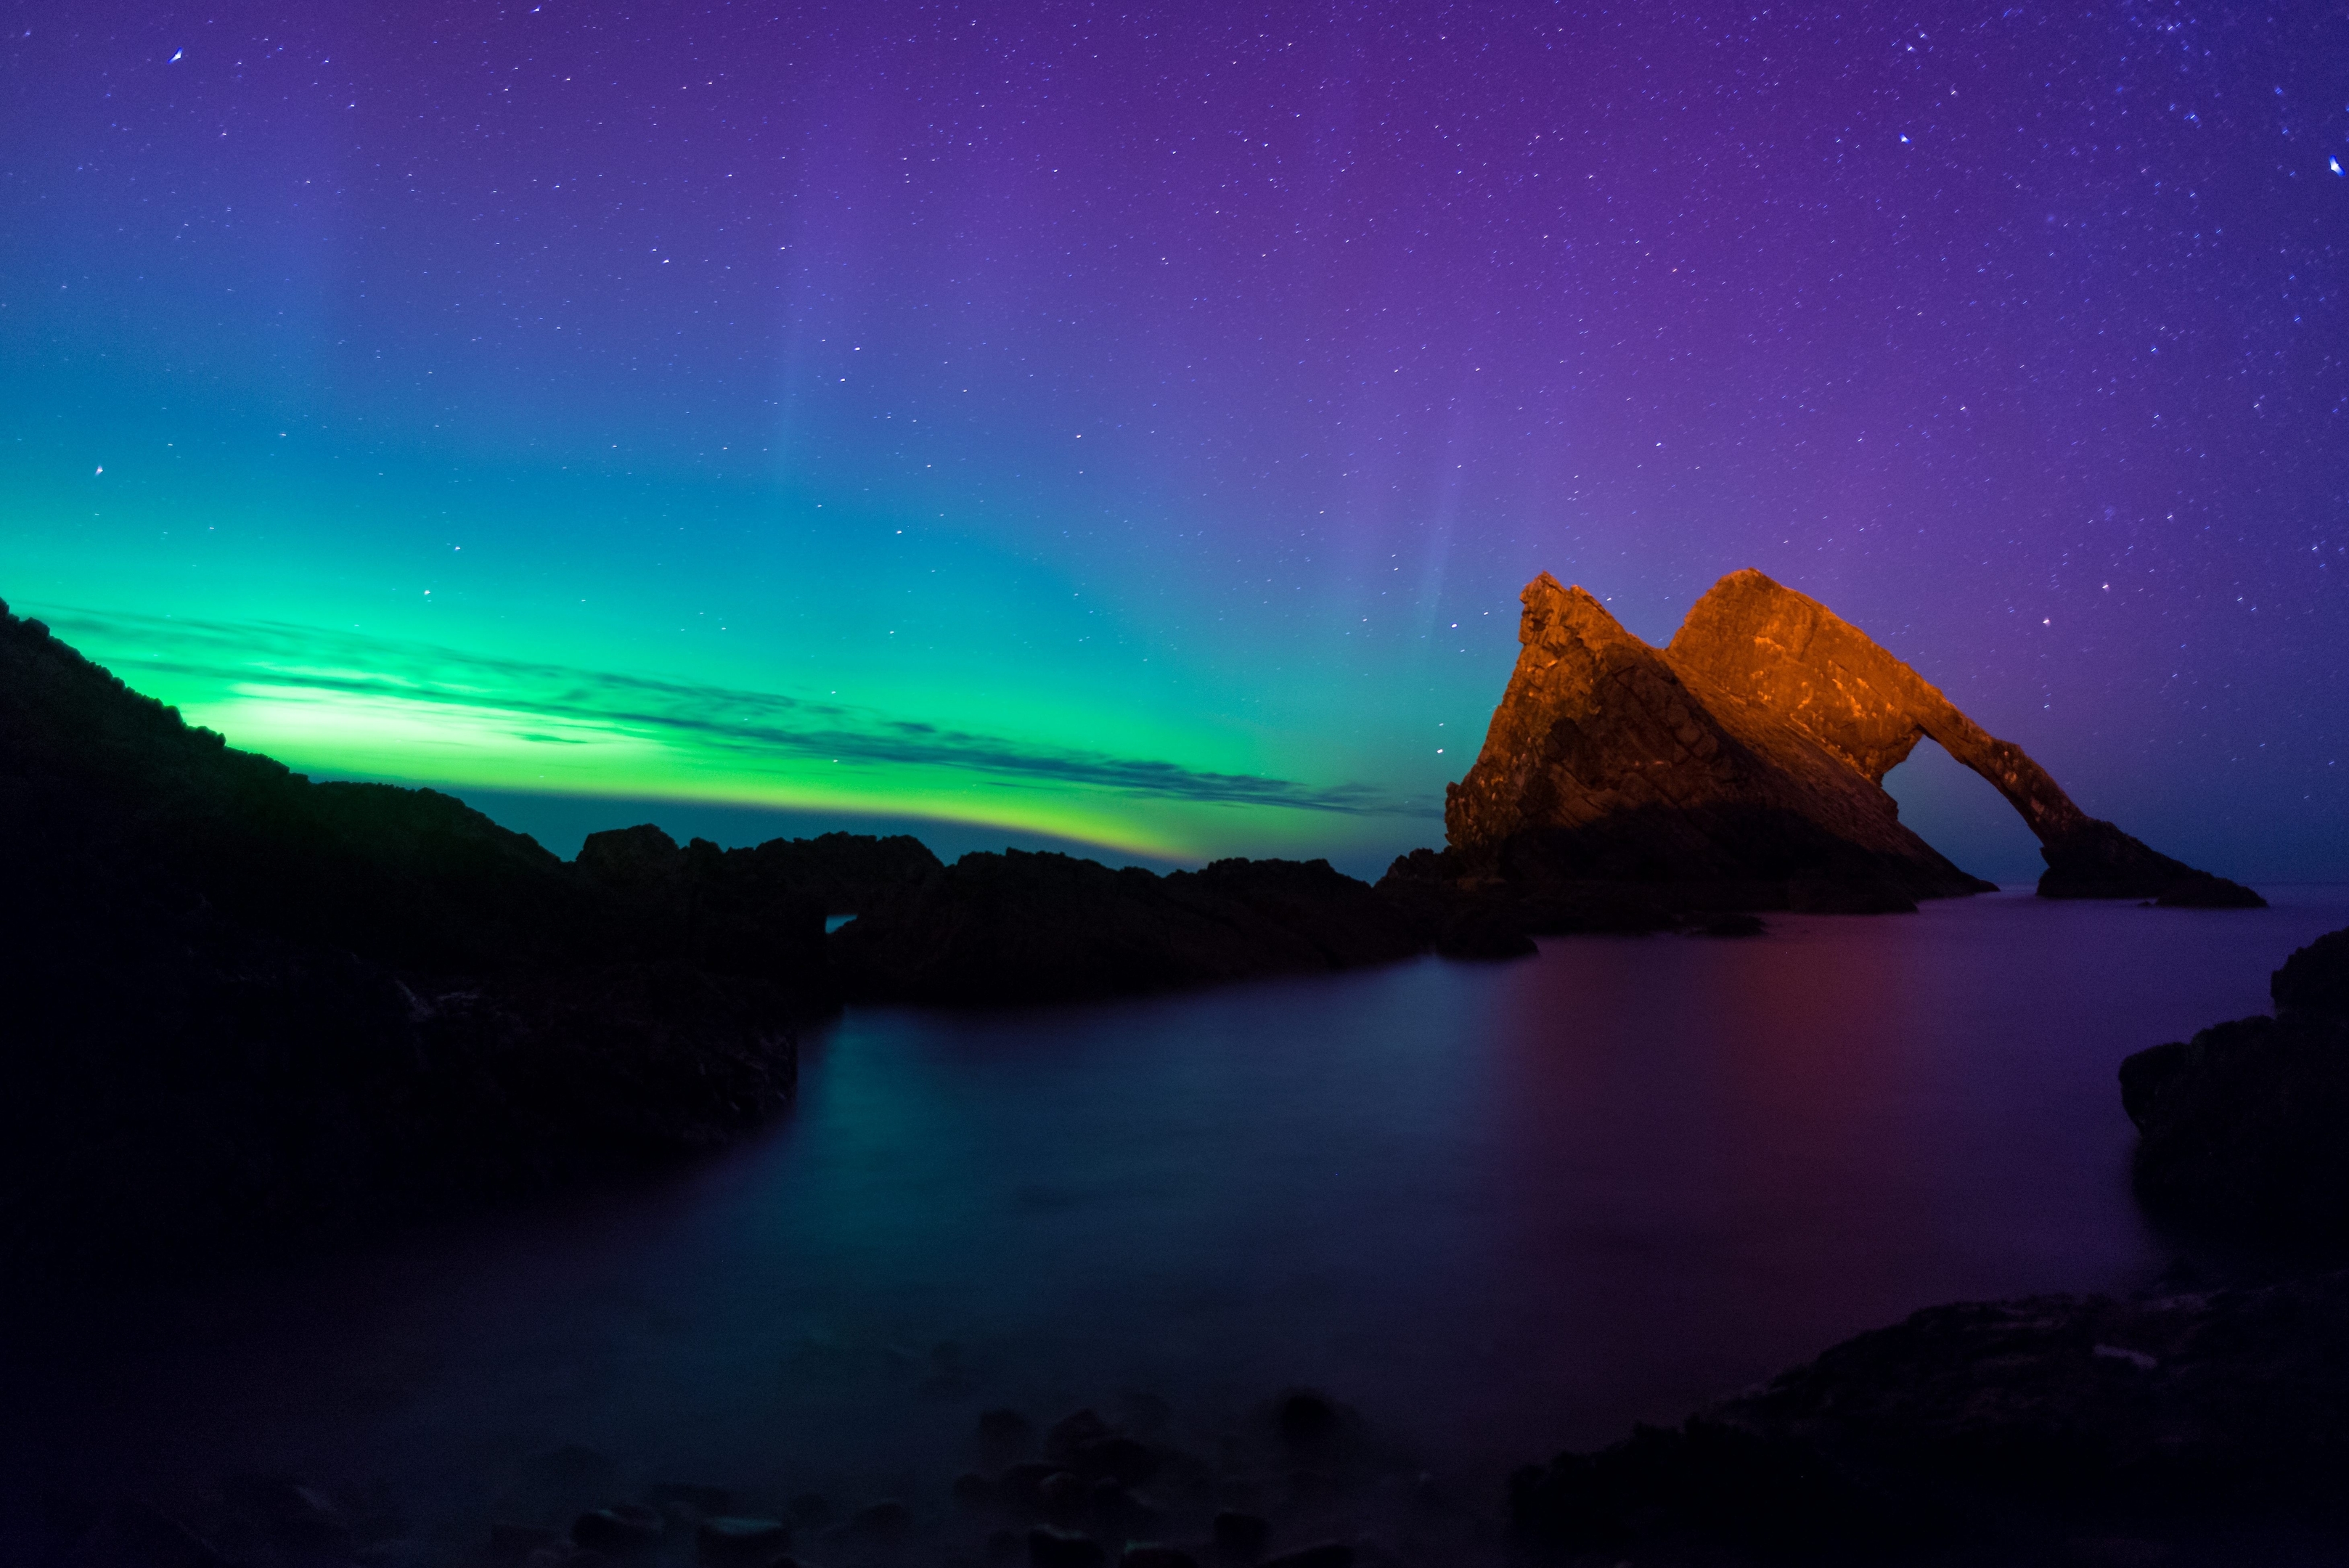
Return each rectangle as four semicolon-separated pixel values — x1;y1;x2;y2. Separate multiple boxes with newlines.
2274;927;2349;1020
1210;1511;1270;1561
573;1505;663;1557
2120;924;2349;1249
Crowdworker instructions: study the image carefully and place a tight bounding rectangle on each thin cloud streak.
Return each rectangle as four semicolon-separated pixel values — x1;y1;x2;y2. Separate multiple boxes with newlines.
48;609;1413;817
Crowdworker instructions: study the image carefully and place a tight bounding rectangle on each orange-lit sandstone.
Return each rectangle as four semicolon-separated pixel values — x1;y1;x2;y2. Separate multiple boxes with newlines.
1443;570;2260;907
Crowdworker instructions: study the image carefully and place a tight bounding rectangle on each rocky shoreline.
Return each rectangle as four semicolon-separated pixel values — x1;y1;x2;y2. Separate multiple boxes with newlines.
1508;1269;2349;1565
43;1391;1498;1568
1505;918;2349;1566
38;899;2349;1567
46;1252;2349;1568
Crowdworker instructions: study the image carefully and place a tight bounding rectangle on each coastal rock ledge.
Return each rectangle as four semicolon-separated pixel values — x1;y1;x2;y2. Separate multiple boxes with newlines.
1511;1268;2349;1563
1413;569;2260;917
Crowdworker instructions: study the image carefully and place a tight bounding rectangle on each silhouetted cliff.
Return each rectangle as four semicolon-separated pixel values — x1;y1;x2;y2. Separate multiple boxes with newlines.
578;822;944;920
0;600;833;1274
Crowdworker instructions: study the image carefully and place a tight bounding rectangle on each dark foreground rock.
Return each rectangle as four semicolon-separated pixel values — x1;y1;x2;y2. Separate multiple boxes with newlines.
2036;820;2267;906
1508;925;2349;1564
1510;1270;2349;1564
2120;925;2349;1251
0;600;835;1277
830;850;1426;1005
30;1387;1467;1568
1437;569;2258;918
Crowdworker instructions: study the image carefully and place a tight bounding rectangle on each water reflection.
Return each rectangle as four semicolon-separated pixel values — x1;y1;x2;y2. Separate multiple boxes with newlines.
6;890;2342;1557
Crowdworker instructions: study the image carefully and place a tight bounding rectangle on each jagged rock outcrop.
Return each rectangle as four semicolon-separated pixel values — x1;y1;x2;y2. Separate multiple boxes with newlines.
2120;925;2349;1251
741;830;945;915
1433;569;2260;914
830;849;1426;1005
0;599;836;1276
578;825;944;919
1508;1269;2349;1562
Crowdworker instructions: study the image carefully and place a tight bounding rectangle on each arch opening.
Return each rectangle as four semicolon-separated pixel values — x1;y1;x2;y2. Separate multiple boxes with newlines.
1881;736;2045;887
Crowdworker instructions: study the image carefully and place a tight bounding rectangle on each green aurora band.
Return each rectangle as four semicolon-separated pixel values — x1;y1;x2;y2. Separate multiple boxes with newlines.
33;601;1415;860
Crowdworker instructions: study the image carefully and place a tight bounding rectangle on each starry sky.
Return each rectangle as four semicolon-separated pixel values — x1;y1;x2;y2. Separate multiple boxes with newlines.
3;1;2343;881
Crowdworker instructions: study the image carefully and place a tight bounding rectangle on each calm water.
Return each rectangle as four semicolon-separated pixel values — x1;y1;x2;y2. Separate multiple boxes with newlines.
9;889;2347;1556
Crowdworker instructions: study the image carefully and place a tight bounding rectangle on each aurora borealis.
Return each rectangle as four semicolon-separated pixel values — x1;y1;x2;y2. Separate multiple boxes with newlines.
4;4;2343;878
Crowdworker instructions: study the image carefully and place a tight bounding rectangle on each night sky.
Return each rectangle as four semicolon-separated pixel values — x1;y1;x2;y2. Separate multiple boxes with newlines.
4;2;2343;881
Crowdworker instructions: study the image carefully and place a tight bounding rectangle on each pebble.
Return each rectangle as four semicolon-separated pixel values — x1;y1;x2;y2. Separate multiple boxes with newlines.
696;1515;792;1565
1119;1545;1201;1568
1259;1545;1355;1568
1029;1523;1109;1568
572;1504;663;1558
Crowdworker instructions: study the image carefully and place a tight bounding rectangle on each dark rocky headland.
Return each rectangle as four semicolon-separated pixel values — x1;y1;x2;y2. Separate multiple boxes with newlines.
0;603;1432;1272
1508;922;2349;1566
1;568;2264;1267
0;600;843;1275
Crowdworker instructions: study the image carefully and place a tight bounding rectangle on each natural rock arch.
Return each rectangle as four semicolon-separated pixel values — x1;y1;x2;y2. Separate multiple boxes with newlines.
1442;569;2260;907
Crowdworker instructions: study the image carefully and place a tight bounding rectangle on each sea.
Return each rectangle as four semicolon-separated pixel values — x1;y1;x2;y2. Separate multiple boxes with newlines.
7;887;2346;1560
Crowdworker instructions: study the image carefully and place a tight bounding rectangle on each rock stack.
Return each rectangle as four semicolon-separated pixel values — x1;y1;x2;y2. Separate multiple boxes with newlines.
1415;569;2260;920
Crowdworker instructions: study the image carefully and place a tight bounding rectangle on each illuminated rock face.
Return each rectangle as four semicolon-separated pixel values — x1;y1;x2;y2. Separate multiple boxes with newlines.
1445;569;2260;907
